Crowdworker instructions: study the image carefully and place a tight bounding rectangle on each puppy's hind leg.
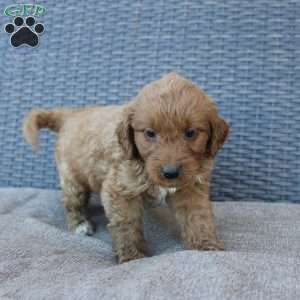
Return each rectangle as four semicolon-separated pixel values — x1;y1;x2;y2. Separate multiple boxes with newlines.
61;180;94;236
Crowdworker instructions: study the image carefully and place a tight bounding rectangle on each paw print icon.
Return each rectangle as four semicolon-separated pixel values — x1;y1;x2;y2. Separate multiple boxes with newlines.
4;16;44;47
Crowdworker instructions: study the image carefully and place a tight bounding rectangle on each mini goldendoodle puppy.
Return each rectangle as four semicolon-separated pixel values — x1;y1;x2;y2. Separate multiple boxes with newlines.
23;73;229;263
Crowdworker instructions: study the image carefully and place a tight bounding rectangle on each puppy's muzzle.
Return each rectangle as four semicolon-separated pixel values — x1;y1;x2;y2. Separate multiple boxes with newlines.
160;164;181;180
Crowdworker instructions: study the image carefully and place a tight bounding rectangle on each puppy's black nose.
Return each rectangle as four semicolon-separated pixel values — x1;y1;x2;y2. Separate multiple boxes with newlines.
161;165;181;180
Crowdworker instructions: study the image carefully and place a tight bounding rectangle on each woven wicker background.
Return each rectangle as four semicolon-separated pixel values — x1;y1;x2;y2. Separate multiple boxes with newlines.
0;0;299;202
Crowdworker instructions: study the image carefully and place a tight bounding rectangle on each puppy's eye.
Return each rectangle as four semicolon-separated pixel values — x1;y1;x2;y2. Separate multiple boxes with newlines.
184;128;198;140
144;128;157;141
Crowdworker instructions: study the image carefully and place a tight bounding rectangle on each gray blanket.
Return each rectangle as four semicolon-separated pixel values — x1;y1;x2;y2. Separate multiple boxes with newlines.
0;188;299;300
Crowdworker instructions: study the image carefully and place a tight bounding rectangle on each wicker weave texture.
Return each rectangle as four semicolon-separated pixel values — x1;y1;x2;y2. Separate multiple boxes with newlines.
0;0;299;202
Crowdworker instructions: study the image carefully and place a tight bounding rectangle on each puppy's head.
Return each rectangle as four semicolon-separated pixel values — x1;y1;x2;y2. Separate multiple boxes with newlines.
117;73;229;188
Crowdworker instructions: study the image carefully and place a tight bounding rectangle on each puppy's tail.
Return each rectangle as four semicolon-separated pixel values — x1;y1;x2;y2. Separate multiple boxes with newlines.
23;109;72;150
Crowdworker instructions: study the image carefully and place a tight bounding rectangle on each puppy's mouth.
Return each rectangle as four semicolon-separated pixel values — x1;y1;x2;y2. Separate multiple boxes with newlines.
156;180;181;188
146;162;196;189
150;173;191;189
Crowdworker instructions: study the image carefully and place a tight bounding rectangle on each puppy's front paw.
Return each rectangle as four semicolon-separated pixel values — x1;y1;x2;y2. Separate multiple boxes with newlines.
74;221;94;236
118;250;146;264
187;239;225;251
117;242;147;263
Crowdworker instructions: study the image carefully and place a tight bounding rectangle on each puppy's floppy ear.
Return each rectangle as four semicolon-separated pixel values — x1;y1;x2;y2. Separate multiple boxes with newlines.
116;105;139;160
206;112;230;157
